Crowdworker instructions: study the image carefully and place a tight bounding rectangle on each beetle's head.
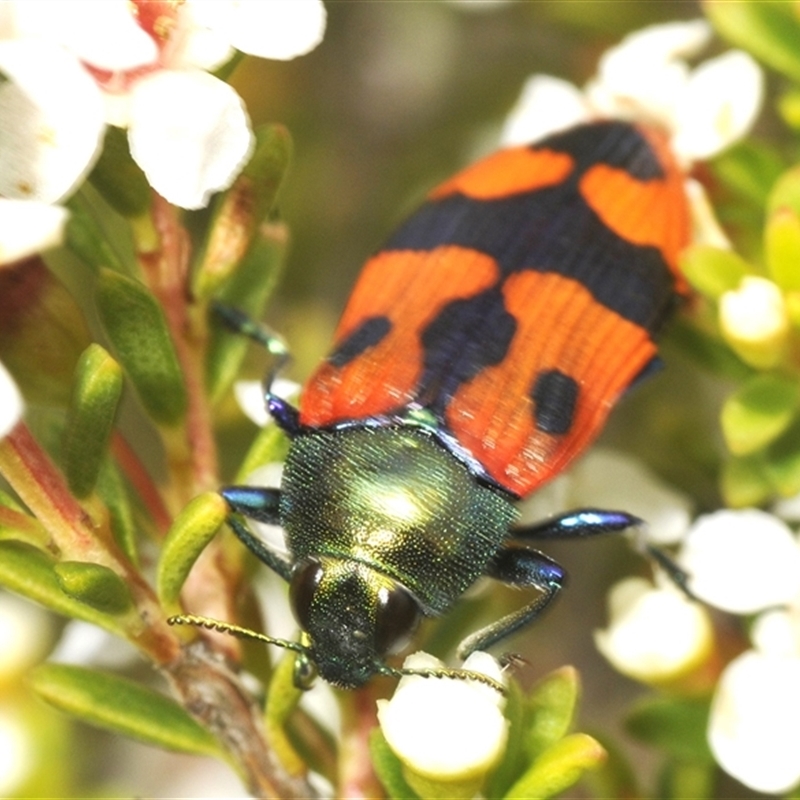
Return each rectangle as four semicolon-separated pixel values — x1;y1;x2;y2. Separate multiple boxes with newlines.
288;556;420;688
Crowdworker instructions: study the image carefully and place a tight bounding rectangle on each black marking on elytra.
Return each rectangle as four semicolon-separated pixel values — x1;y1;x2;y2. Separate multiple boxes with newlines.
531;369;579;435
540;120;664;180
417;287;516;409
384;122;674;334
329;316;391;367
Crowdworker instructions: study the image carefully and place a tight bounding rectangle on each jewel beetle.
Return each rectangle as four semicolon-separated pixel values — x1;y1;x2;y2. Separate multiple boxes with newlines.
175;120;691;689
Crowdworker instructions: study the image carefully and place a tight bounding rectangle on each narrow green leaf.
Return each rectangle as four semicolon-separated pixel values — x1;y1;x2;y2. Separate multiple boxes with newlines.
157;492;228;615
88;127;151;218
206;221;288;405
194;124;292;301
28;663;221;757
712;140;785;210
721;454;773;508
63;344;123;498
265;650;305;777
766;209;800;292
54;561;133;616
236;420;291;482
679;245;750;300
625;697;713;763
503;733;606;800
369;729;421;800
720;373;800;455
0;540;125;635
525;666;580;760
96;269;187;426
96;459;138;566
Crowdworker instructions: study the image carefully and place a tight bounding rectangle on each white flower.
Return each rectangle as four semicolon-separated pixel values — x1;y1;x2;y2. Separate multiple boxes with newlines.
0;361;23;439
678;509;800;614
0;710;34;797
709;649;800;795
0;199;68;266
594;577;713;685
234;378;300;429
501;20;763;167
377;651;508;783
0;0;326;208
718;277;789;369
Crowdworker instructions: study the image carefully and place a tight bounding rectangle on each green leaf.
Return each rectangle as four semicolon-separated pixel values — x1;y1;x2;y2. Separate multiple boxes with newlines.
764;418;800;497
712;140;786;209
156;492;228;615
721;454;773;508
706;1;800;83
484;679;528;799
525;666;580;760
657;759;715;800
625;697;713;763
236;419;291;482
768;165;800;218
720;373;800;455
766;209;800;292
63;344;123;498
503;733;606;800
95;269;187;426
206;221;288;405
194;124;292;301
0;540;126;635
370;729;421;800
679;245;750;299
28;663;221;757
96;459;138;566
88;126;151;218
64;195;128;275
265;650;305;777
54;561;133;616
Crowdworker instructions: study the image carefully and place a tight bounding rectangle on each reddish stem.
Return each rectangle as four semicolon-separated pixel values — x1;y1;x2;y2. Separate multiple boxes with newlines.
111;432;172;535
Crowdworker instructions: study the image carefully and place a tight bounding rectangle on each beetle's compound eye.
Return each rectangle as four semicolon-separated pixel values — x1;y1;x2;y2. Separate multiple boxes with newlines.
374;584;421;656
289;558;323;631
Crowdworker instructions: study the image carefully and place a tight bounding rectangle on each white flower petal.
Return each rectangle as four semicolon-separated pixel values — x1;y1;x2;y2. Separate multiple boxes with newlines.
595;578;713;684
13;0;158;71
500;75;589;146
0;593;51;678
0;362;24;439
709;650;800;794
377;651;507;780
0;199;68;265
0;40;105;203
673;51;764;161
719;276;788;349
127;70;254;209
566;449;692;545
751;609;800;658
590;20;710;126
0;710;34;797
679;509;800;614
171;1;236;71
224;0;326;61
234;378;300;428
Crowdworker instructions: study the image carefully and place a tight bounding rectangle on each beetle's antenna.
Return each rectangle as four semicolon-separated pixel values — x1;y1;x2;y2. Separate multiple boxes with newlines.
378;664;507;695
168;614;308;655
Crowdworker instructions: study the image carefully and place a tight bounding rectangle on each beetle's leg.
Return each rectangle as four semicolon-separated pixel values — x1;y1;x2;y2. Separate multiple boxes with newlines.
457;545;565;660
212;302;303;437
515;508;697;600
221;486;293;582
512;508;641;539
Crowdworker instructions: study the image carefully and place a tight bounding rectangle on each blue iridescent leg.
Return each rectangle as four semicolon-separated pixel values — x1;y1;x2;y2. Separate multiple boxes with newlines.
513;508;642;539
457;545;566;659
221;486;292;582
212;301;303;437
